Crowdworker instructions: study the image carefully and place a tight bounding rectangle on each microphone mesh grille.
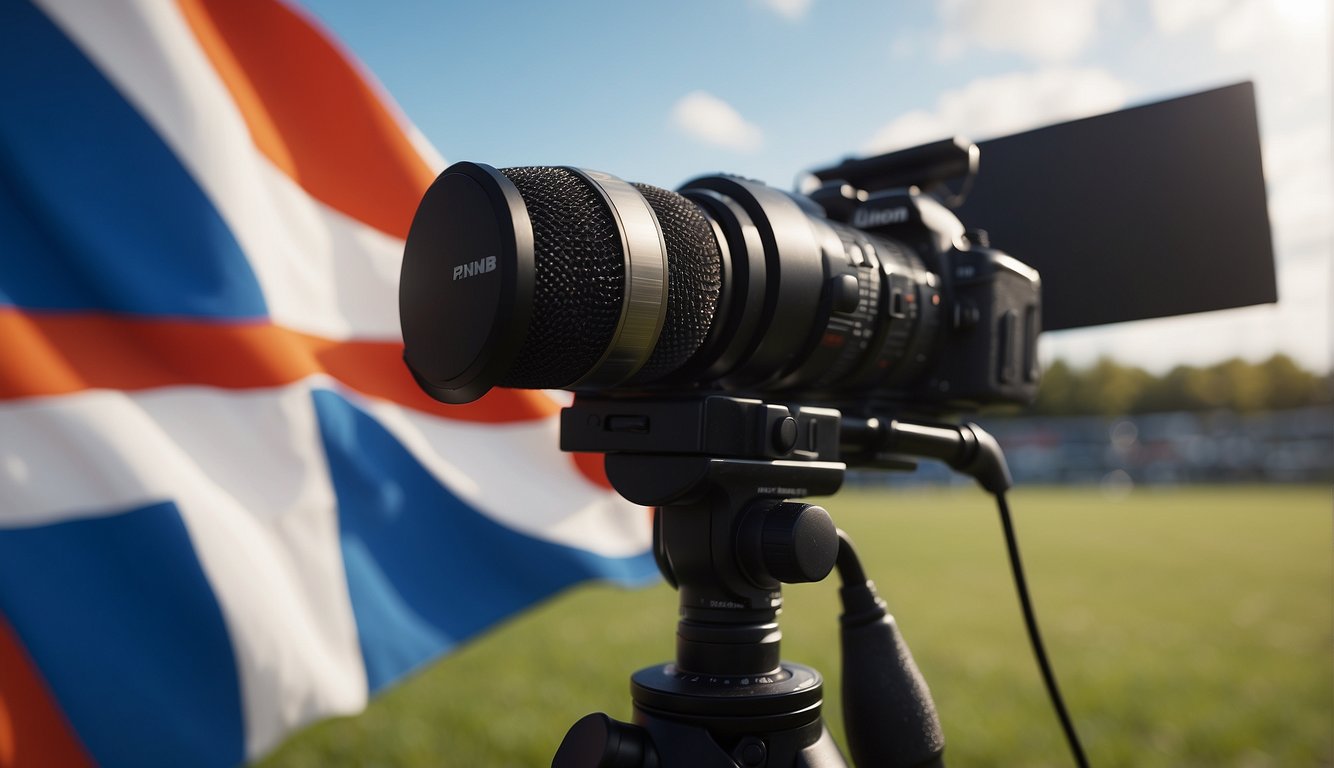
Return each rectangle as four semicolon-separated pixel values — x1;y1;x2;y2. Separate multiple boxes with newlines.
498;166;625;389
631;183;722;383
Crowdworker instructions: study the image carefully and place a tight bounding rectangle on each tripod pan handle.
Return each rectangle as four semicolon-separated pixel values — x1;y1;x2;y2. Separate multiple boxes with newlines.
553;713;659;768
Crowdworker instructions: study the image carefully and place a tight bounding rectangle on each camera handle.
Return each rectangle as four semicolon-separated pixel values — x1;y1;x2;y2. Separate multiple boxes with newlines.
554;396;953;767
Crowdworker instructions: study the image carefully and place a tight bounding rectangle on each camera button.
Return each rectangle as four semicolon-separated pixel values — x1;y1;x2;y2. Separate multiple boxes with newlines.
771;416;799;454
832;274;861;313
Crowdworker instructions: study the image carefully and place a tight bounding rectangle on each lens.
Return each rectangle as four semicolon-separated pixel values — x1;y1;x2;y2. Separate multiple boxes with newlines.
670;174;941;400
785;221;942;395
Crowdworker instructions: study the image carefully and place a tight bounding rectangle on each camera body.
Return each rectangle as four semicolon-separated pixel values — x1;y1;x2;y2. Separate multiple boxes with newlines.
804;183;1041;413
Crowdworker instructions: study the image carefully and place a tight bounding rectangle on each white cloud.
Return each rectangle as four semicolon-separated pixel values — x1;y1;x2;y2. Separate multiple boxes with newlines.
751;0;813;20
1148;0;1229;35
1150;0;1328;50
863;68;1130;153
1215;0;1279;51
937;0;1102;61
1271;0;1330;27
1263;124;1333;259
671;91;764;153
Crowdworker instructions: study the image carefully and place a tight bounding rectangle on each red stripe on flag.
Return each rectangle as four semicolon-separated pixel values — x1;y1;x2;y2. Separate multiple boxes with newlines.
0;613;92;768
176;0;436;240
570;451;612;490
0;309;557;424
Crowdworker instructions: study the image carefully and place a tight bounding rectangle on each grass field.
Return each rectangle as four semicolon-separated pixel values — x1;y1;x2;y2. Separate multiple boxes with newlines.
259;485;1332;767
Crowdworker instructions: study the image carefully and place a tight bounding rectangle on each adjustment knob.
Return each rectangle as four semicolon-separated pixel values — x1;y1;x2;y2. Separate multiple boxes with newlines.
553;713;657;768
744;502;838;585
764;502;838;583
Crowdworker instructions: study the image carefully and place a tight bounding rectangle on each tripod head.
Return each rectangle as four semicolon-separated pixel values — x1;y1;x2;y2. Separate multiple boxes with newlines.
565;397;845;678
554;395;1004;767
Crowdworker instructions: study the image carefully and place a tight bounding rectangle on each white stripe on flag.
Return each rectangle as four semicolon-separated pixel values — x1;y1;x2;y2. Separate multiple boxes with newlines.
0;380;651;750
362;396;652;558
0;384;369;759
36;0;405;340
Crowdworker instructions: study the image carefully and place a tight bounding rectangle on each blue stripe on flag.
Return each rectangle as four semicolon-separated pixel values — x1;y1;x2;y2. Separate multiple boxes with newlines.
0;1;268;319
311;389;658;691
0;501;246;768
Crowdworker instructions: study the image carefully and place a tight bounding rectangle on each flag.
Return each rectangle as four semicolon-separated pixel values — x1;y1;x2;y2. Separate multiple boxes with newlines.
0;2;656;766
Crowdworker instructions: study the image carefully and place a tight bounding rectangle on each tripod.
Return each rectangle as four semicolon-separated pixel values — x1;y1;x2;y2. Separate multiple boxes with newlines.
551;395;1007;767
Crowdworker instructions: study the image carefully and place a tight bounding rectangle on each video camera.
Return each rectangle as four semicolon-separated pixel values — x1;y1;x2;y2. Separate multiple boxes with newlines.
395;83;1276;767
400;139;1039;415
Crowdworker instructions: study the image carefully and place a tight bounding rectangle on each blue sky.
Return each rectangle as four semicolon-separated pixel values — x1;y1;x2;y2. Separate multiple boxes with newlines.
302;0;1330;373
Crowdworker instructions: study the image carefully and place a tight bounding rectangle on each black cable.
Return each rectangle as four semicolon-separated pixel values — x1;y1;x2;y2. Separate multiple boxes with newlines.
834;528;868;586
995;492;1089;768
834;529;948;768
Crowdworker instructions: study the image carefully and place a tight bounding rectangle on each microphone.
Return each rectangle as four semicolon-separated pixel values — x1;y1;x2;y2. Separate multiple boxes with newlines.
400;163;722;403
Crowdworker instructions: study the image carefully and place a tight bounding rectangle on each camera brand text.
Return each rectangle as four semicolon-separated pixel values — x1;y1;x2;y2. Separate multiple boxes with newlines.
852;206;909;228
453;255;497;281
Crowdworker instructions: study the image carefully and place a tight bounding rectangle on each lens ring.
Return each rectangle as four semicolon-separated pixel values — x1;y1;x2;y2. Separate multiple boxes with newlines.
681;176;826;387
565;168;669;388
680;188;767;381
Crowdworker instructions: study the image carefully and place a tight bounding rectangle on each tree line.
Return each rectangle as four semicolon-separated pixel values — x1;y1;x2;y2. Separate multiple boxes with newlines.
1028;354;1332;417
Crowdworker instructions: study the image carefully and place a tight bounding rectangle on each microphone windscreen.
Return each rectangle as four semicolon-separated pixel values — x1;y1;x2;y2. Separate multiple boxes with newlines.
497;166;626;389
630;183;721;383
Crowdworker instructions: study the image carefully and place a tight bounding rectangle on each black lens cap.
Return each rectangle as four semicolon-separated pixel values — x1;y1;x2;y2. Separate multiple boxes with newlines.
400;162;535;404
